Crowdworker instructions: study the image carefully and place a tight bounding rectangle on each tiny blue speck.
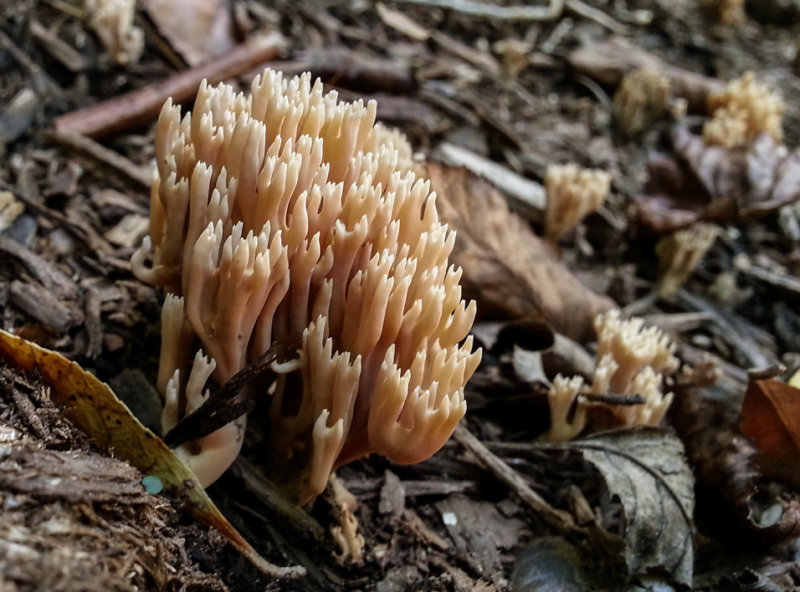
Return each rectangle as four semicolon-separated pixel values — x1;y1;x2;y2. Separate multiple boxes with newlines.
142;475;163;494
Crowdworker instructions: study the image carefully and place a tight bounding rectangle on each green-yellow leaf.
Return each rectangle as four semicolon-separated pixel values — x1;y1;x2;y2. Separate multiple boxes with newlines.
0;329;303;579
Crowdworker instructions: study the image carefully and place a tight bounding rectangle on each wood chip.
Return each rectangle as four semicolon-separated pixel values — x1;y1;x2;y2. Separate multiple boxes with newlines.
378;470;406;521
9;280;83;331
0;235;79;299
104;214;149;247
29;20;88;72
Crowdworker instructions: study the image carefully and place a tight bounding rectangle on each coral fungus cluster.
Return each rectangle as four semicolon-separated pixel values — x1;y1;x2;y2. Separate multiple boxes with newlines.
546;310;678;442
703;72;784;147
133;70;480;503
544;163;610;242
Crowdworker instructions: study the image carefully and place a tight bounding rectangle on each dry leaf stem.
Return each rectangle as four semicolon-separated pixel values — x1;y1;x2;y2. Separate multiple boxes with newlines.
453;424;578;533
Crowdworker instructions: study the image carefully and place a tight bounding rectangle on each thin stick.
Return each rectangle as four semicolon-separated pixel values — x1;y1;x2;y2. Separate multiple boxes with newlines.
452;423;577;533
0;28;64;98
434;142;546;218
45;131;152;190
54;32;285;139
392;0;564;21
565;0;628;35
230;457;326;544
738;264;800;297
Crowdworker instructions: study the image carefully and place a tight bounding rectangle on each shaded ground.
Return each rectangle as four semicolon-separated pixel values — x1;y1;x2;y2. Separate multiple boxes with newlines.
2;0;800;590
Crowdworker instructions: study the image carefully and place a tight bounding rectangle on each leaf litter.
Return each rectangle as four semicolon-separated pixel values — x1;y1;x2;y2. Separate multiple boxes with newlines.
3;0;800;590
569;429;694;585
0;329;304;580
637;127;800;233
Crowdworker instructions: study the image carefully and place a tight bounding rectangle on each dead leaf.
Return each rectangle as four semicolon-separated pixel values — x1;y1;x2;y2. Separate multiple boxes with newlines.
436;494;525;589
426;162;614;342
511;537;593;592
0;329;302;578
636;127;800;233
141;0;236;67
569;428;694;585
740;378;800;489
671;385;800;546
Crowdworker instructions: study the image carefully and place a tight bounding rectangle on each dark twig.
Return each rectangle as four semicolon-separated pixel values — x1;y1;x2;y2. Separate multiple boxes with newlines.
44;131;152;190
164;343;295;447
54;32;285;139
230;457;326;545
452;423;578;533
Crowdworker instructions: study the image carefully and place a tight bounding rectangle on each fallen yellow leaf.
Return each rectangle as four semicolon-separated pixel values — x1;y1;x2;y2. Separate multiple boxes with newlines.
0;329;303;579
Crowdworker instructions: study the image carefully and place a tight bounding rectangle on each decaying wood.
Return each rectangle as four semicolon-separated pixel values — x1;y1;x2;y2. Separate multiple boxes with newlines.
44;131;152;191
54;32;286;139
298;48;417;94
0;365;230;591
568;36;723;113
9;280;83;331
0;235;79;299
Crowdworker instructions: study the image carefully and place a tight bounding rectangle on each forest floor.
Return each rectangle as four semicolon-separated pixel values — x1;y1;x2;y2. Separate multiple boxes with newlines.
2;0;800;590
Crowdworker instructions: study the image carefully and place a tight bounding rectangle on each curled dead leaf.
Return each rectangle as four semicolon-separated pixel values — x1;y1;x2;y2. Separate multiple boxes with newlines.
426;162;614;342
740;377;800;489
567;428;694;585
140;0;235;66
672;385;800;545
636;127;800;233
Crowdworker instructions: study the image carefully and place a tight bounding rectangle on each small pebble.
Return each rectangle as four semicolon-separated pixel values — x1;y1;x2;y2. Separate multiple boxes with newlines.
141;475;164;495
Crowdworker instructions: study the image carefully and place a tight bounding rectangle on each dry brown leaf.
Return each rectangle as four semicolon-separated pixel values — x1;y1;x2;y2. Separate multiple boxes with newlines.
0;329;302;578
636;127;800;233
740;377;800;489
141;0;235;67
569;429;695;584
672;385;800;545
426;162;614;342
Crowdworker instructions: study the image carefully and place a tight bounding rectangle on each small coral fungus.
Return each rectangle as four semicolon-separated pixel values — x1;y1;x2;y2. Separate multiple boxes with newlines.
546;310;678;441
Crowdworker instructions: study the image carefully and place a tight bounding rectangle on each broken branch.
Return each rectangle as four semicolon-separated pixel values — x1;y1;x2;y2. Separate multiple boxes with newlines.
54;32;285;139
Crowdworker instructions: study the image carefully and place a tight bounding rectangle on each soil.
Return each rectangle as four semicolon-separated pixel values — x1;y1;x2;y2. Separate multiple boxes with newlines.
2;0;800;590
